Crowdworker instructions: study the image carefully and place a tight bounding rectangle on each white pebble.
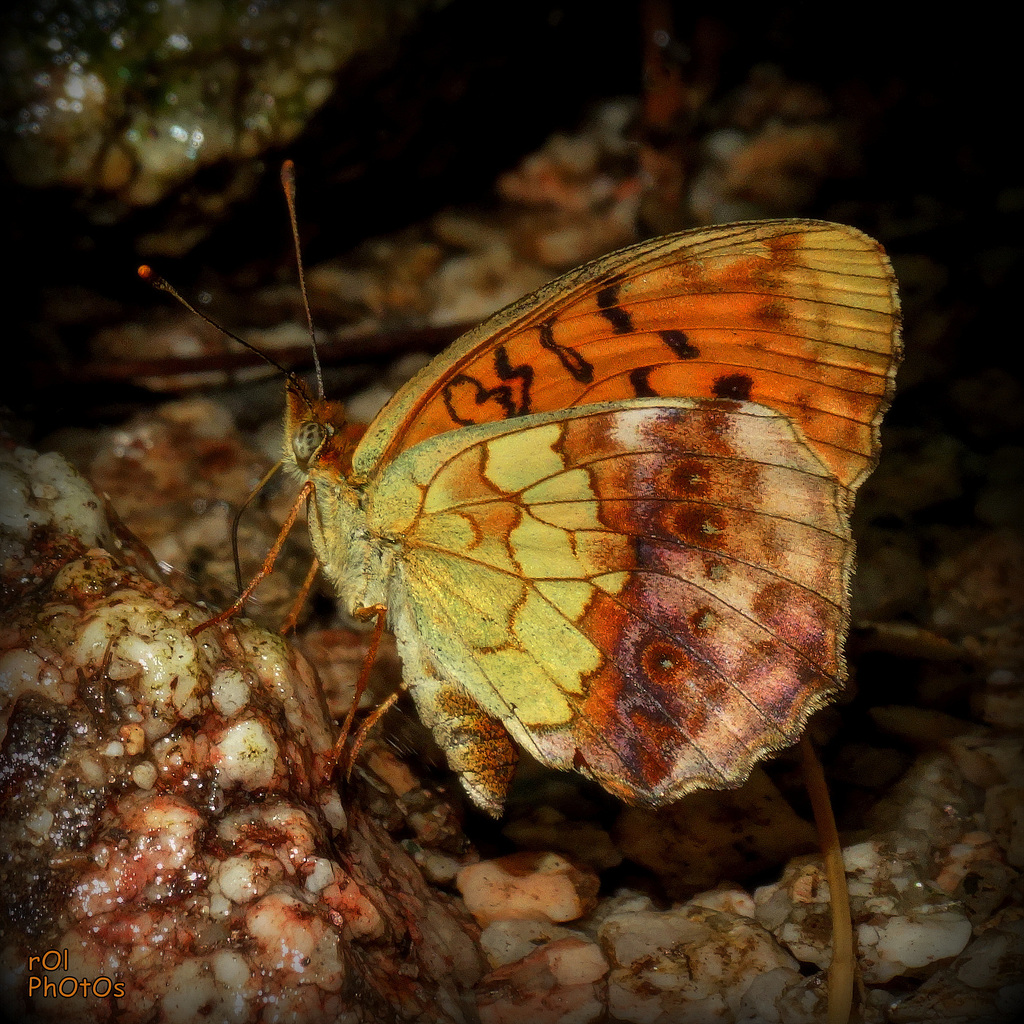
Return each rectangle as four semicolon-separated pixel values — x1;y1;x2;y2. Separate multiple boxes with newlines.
862;911;973;983
213;718;278;790
132;762;157;790
25;808;54;836
211;949;251;988
211;668;250;717
304;857;335;894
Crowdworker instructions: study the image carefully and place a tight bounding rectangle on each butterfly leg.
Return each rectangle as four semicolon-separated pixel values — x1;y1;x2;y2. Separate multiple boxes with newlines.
190;481;314;637
323;605;388;785
280;557;321;635
342;689;401;782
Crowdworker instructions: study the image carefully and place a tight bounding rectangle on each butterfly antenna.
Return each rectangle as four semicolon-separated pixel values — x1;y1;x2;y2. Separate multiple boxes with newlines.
137;265;302;388
280;160;325;401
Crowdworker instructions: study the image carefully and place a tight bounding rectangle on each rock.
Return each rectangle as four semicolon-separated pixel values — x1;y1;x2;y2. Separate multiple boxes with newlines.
755;837;973;984
0;1;427;238
456;852;600;928
476;936;609;1024
600;901;798;1023
888;915;1024;1022
0;441;484;1022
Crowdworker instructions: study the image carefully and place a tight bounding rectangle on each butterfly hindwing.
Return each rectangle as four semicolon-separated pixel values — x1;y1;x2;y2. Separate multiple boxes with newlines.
367;397;855;808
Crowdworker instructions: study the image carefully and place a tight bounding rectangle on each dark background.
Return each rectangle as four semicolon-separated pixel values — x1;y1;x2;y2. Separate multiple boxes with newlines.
0;1;1018;430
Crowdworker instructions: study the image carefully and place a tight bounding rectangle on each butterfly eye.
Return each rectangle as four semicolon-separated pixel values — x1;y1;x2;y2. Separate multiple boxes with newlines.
292;420;326;467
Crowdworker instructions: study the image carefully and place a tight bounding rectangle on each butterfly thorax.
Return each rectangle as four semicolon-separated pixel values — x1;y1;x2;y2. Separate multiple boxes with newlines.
284;380;390;616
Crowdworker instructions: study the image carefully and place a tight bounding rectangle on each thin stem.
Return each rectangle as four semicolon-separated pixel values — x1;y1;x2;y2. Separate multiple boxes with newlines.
801;735;854;1024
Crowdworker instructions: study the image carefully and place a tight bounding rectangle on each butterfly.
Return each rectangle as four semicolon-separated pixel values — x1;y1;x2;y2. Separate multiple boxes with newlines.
276;218;900;817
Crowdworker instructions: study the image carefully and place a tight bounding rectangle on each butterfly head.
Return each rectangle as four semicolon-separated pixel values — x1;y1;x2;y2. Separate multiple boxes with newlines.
284;378;356;480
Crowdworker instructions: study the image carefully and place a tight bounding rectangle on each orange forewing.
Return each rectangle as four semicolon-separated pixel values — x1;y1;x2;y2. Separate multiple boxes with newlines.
354;221;900;491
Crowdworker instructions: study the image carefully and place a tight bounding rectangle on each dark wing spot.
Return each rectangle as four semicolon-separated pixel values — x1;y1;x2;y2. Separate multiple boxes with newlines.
660;329;699;359
689;607;715;632
712;373;753;401
539;321;594;383
442;384;512;425
756;298;791;326
493;345;534;414
752;581;788;619
596;282;635;335
442;375;515;424
441;344;536;424
667;459;710;497
670;506;727;547
796;661;827;689
629;366;658;398
641;639;686;687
